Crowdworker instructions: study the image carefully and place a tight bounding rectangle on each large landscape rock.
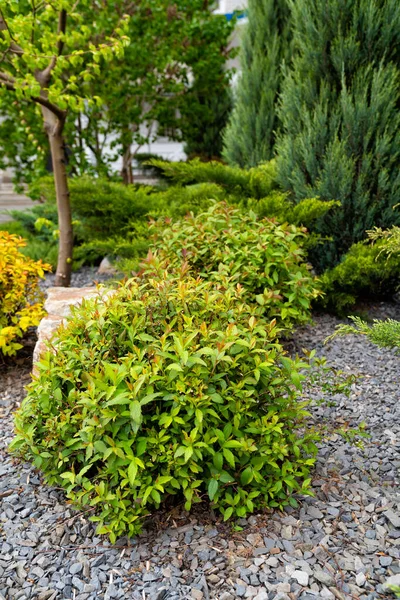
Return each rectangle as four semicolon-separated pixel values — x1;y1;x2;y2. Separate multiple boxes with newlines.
33;286;104;366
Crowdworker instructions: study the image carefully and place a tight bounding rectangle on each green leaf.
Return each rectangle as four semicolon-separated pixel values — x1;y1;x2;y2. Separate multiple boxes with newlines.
220;471;234;483
223;506;234;521
184;446;193;463
151;489;161;504
107;393;130;406
208;479;218;501
128;461;137;486
60;472;75;484
240;467;253;485
136;439;147;456
174;446;186;458
166;363;184;372
130;400;142;423
140;392;163;405
290;371;303;390
213;452;223;471
224;440;242;448
223;447;235;468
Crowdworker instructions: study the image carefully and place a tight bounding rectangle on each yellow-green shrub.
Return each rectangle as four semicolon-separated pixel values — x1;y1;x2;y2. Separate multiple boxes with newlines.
0;232;50;356
11;273;318;541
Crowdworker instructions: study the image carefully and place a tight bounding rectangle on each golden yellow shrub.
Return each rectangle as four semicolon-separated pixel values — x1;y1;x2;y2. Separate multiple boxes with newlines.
0;232;51;356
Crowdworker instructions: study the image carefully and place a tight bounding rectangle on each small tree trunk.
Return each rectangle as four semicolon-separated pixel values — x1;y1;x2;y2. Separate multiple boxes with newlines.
41;107;73;286
121;144;134;185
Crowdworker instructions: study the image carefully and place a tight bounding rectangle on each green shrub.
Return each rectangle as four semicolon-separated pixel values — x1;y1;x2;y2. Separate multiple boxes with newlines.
276;0;400;271
0;220;29;237
150;159;337;228
320;241;400;313
11;274;318;541
150;158;279;199
20;172;336;270
223;0;292;168
136;203;320;331
238;192;339;229
327;224;400;349
10;203;59;241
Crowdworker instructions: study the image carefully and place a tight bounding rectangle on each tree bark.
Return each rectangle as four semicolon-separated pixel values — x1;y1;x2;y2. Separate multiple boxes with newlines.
121;143;134;185
41;106;73;286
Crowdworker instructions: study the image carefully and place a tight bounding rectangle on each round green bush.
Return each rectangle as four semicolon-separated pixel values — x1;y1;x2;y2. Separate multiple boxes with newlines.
142;203;320;331
11;274;318;542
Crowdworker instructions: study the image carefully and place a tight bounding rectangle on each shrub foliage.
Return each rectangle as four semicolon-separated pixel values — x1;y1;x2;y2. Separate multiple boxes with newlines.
0;232;50;356
277;0;400;271
223;0;292;168
17;169;336;272
139;203;320;331
320;240;400;313
329;316;400;353
11;274;318;541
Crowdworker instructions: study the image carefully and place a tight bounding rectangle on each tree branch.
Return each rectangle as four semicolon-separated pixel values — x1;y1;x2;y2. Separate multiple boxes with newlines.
33;94;67;121
0;75;66;121
38;8;67;85
0;71;16;86
0;8;24;55
57;9;67;56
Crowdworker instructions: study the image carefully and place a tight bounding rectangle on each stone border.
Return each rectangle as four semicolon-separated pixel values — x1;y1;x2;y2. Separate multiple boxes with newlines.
33;287;103;366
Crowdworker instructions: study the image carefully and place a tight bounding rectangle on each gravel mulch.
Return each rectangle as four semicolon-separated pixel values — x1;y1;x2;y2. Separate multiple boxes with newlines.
39;267;118;291
0;297;399;600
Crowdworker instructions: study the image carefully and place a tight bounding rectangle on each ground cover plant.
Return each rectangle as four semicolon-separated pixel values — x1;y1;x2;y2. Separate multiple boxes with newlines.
137;203;320;332
0;232;50;356
11;272;319;542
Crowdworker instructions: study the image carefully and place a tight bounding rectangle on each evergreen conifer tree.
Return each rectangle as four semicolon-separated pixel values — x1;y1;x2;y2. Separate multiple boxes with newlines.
277;0;400;271
223;0;292;168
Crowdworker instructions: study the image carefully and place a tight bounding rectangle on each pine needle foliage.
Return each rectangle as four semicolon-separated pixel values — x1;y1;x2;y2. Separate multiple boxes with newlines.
320;241;400;313
367;226;400;258
223;0;292;168
328;317;400;353
149;158;278;198
277;0;400;271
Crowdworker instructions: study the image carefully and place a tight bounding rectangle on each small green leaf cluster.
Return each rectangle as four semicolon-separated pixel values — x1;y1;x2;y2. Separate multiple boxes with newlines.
11;273;318;541
140;203;320;331
0;0;130;113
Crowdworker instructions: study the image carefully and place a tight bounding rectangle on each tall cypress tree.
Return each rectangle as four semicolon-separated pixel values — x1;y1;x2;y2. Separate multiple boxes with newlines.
223;0;292;168
277;0;400;271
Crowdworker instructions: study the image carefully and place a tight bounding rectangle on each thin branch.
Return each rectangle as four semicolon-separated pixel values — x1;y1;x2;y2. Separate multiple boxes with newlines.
38;8;67;85
0;8;24;55
0;70;16;86
57;9;67;56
